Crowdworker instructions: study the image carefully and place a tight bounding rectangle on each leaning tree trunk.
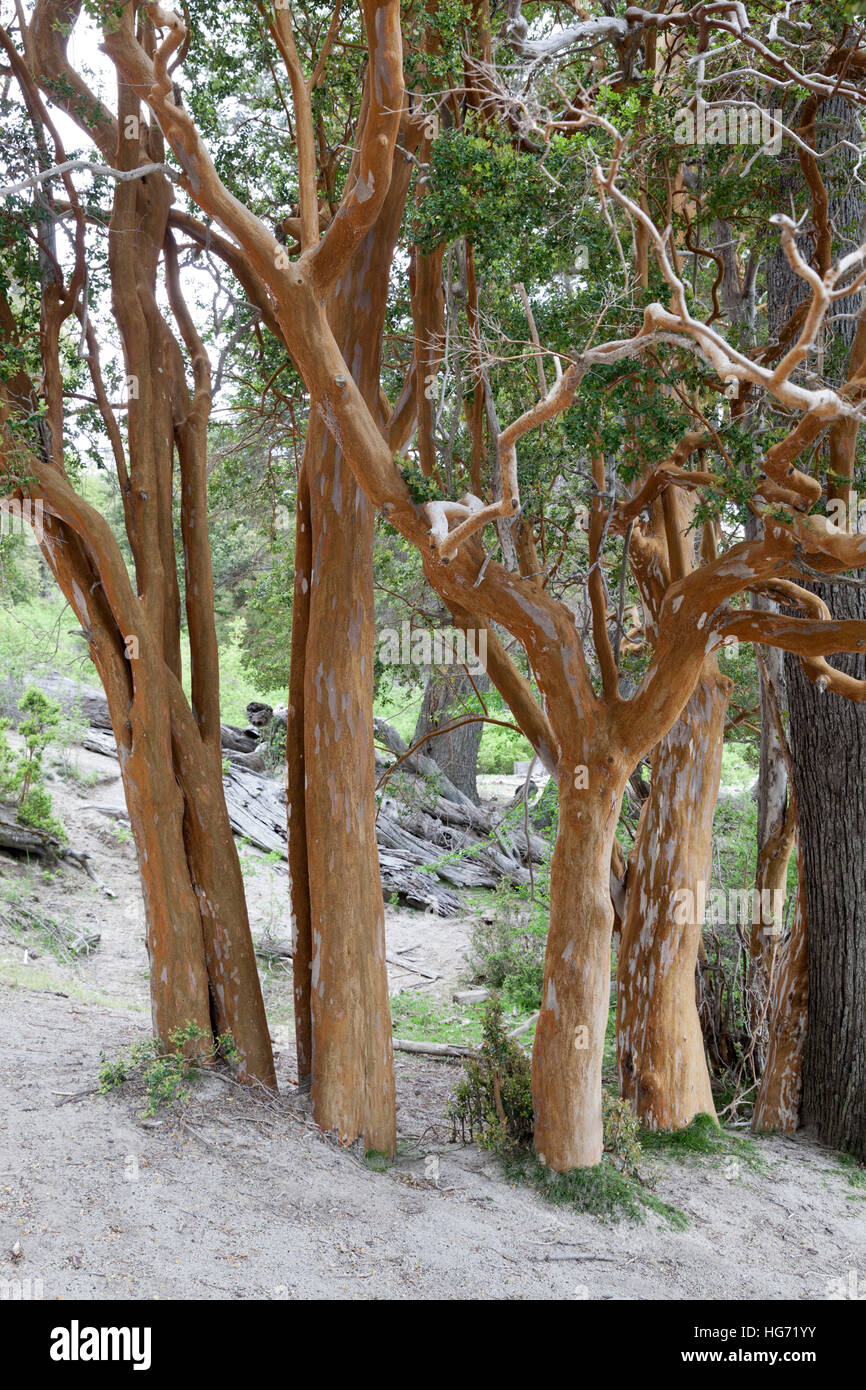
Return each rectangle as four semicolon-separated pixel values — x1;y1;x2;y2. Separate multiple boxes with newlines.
785;584;866;1159
617;660;730;1129
0;42;275;1085
413;667;486;802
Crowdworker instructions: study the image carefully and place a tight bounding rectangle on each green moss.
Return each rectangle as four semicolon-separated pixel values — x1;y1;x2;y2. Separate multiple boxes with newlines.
363;1150;393;1173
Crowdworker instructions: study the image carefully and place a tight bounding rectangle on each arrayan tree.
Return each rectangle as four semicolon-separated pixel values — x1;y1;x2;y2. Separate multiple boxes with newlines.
5;0;866;1167
0;7;274;1083
80;0;866;1169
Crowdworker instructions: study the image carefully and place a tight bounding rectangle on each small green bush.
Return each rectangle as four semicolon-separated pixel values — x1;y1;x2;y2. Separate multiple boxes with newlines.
448;996;534;1151
99;1023;238;1118
467;883;548;1012
448;999;686;1224
0;687;66;840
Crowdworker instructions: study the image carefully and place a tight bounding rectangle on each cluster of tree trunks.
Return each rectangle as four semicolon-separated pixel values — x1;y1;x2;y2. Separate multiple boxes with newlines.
4;1;866;1174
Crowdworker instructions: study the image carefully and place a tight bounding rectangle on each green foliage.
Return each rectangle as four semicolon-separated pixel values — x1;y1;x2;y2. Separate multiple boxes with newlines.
0;687;65;841
467;883;549;1012
641;1113;765;1173
98;1024;239;1118
362;1150;393;1173
448;1002;689;1224
398;457;446;505
502;1148;687;1227
476;722;534;775
448;996;534;1152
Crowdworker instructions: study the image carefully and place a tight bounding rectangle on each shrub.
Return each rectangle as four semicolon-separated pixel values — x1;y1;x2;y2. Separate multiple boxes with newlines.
448;996;534;1151
467;883;548;1012
0;687;65;840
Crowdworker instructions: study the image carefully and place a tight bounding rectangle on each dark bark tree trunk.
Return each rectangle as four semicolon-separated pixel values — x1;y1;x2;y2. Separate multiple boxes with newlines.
412;667;486;802
785;585;866;1158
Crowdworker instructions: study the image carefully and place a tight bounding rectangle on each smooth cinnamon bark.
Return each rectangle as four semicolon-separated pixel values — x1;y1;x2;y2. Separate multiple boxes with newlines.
533;763;629;1169
617;661;730;1128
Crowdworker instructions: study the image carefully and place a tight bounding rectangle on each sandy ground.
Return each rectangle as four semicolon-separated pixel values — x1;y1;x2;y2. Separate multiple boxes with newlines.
0;747;864;1300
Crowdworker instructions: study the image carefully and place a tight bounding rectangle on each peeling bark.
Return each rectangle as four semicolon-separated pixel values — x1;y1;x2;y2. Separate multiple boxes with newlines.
617;660;730;1128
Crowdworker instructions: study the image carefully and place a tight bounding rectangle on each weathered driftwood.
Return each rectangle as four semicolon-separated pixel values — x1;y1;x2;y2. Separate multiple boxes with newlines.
220;723;260;754
77;705;266;765
80;728;119;759
374;716;489;826
246;702;276;729
224;749;267;773
39;692;548;917
392;1038;475;1058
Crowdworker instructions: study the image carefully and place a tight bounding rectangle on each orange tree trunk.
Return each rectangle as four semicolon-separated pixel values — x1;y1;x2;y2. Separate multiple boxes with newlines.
0;42;274;1083
287;146;413;1153
617;661;730;1128
532;755;629;1169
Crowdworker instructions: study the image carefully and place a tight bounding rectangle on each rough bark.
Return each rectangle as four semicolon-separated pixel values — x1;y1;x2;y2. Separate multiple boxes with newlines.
785;584;866;1158
412;667;486;802
287;462;313;1082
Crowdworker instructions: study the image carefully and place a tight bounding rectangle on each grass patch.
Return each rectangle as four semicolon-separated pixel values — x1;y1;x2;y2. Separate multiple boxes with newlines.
390;991;497;1046
501;1149;688;1227
640;1112;767;1173
835;1152;866;1191
0;955;145;1011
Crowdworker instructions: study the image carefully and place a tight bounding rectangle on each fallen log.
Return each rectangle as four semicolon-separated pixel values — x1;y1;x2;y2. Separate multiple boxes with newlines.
393;1038;475;1058
0;805;60;858
54;701;549;916
220;723;260;754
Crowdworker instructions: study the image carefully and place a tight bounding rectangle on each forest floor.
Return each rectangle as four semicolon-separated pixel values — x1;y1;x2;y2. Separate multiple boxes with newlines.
0;744;864;1300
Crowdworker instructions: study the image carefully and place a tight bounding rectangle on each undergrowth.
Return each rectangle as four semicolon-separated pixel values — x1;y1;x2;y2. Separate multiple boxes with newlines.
640;1112;767;1173
448;996;687;1225
98;1023;239;1117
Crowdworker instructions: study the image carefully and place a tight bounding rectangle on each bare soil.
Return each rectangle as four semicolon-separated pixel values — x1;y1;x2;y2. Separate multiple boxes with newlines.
0;747;864;1300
